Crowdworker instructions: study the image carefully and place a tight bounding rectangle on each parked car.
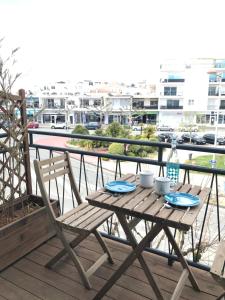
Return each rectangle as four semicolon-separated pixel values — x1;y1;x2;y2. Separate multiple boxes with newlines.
202;133;225;145
27;121;39;128
85;122;101;130
51;122;70;129
158;133;184;144
191;135;206;145
181;133;202;143
156;125;174;131
158;132;171;142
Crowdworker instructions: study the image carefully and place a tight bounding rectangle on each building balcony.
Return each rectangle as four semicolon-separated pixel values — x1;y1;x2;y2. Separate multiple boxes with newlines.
160;105;183;109
143;105;158;109
161;79;185;83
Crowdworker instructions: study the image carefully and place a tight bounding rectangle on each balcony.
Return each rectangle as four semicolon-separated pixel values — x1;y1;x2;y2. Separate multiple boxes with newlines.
161;79;185;83
1;127;225;299
143;105;158;109
0;233;223;299
160;105;183;109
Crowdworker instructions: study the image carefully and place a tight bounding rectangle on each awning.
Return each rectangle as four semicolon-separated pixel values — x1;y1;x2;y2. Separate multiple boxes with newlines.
132;111;158;116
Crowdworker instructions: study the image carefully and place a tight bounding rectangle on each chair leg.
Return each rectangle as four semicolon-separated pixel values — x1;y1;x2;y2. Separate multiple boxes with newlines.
46;232;89;268
93;230;114;264
57;230;92;289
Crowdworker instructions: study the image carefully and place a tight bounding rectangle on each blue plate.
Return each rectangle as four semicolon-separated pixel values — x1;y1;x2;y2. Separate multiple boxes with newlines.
164;192;200;207
105;181;136;193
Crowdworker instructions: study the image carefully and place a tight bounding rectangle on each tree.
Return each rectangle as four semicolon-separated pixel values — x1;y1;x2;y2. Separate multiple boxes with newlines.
106;122;122;137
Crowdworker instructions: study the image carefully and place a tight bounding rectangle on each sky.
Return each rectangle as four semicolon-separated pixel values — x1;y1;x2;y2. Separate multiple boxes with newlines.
1;0;225;90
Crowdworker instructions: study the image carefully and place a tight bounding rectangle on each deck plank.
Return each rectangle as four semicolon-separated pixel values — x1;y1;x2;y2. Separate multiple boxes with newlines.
0;277;40;300
0;234;223;300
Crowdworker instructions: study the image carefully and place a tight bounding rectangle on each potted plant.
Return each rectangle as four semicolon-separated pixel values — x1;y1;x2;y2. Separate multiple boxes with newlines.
0;42;59;271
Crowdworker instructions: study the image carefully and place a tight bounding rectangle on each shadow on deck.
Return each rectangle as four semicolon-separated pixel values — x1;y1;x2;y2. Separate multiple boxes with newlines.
0;233;223;300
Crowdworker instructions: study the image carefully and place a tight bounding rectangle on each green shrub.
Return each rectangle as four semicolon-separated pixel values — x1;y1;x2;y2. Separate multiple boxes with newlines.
79;139;93;149
140;150;148;157
127;144;148;157
108;143;124;155
148;137;158;153
71;125;89;148
127;151;136;157
128;144;142;155
93;128;109;148
72;125;89;135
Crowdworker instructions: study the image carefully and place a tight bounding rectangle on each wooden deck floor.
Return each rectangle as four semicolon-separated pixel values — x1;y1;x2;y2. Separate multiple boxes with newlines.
0;233;223;300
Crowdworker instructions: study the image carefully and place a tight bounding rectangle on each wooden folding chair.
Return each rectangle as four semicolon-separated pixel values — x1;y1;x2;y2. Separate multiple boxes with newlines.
34;152;114;289
210;240;225;300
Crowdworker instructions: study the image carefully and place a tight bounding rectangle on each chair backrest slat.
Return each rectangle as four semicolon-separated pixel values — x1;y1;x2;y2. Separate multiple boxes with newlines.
43;167;69;182
39;154;67;166
42;160;68;174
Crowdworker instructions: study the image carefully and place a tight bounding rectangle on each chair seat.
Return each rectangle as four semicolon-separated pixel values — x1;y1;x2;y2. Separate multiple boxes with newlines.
56;202;113;233
211;240;225;289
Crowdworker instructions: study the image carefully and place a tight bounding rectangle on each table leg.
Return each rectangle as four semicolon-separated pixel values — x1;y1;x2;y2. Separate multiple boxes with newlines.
117;212;164;300
163;226;201;292
92;219;163;300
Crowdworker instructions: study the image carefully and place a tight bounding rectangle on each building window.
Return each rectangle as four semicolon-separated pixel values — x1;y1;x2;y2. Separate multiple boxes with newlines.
188;99;194;105
167;99;179;108
80;99;89;108
94;99;102;106
164;87;177;96
47;99;54;108
208;86;218;96
215;60;225;68
43;114;51;123
133;100;144;109
220;100;225;108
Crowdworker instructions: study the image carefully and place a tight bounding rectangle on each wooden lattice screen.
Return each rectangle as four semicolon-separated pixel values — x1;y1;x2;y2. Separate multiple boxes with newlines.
0;89;32;210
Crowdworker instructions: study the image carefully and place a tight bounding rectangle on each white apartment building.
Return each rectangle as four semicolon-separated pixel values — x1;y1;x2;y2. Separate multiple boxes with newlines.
26;80;158;126
158;58;225;128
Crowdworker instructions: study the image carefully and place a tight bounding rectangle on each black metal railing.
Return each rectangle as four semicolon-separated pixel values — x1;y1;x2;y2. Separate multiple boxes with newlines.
28;130;225;271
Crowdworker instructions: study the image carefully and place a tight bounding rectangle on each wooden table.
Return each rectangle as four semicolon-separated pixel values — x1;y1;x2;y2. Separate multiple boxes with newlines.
86;174;211;300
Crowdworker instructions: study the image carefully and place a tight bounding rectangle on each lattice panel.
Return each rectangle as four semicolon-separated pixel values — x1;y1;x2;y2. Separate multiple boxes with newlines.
0;92;27;204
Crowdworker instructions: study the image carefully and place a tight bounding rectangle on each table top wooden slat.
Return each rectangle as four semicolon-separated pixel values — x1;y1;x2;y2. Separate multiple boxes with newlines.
181;187;210;228
133;192;160;214
123;188;153;210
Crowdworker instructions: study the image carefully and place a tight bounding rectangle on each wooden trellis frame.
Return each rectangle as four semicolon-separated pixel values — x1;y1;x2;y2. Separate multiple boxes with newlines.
0;89;32;223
